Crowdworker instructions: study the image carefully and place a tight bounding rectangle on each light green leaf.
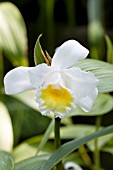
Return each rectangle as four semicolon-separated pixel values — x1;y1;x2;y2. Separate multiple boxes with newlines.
0;2;28;66
87;133;113;151
0;102;13;152
70;93;113;117
13;136;54;163
40;125;113;170
105;34;113;64
14;155;50;170
34;34;45;65
77;59;113;93
50;124;95;139
0;151;14;170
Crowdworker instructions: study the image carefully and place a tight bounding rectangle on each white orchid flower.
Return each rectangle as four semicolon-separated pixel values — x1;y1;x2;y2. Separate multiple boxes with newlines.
4;40;98;118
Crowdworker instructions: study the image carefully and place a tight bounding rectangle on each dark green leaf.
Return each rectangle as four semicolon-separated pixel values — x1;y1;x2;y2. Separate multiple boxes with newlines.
34;34;45;65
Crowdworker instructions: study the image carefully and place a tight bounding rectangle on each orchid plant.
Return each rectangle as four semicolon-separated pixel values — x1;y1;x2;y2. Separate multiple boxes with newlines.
4;38;99;170
3;35;113;170
1;2;113;170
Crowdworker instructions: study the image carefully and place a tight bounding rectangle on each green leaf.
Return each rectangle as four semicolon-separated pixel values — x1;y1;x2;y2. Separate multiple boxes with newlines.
69;93;113;116
2;95;50;145
40;125;113;170
34;34;45;65
13;136;54;163
14;155;50;170
87;133;113;151
51;124;113;151
0;151;14;170
50;124;95;139
0;102;13;152
105;34;113;64
77;59;113;93
0;2;28;66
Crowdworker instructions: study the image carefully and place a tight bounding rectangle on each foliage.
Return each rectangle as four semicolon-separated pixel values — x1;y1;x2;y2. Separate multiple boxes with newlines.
0;1;113;170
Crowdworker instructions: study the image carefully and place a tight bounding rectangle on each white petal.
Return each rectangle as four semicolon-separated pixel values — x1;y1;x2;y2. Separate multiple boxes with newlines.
29;65;65;89
51;40;89;69
43;71;65;88
4;67;34;94
61;67;99;112
28;63;53;89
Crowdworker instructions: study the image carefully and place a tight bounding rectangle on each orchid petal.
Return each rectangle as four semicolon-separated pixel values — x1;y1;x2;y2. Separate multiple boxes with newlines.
28;63;53;89
43;71;65;88
51;40;89;69
61;67;98;112
4;67;34;94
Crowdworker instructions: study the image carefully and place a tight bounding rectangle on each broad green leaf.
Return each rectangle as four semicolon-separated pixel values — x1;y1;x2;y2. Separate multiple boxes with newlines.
105;35;113;64
50;124;95;139
0;2;28;66
40;125;113;170
69;93;113;117
34;34;45;65
2;95;50;145
13;136;54;163
14;155;50;170
0;151;14;170
0;102;13;152
77;59;113;93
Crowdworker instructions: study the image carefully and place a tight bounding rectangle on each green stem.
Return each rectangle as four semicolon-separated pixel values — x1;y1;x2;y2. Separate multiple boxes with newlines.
54;118;64;170
94;116;102;170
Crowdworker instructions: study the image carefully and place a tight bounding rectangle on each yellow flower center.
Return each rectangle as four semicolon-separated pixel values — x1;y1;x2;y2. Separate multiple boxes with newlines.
40;85;74;113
